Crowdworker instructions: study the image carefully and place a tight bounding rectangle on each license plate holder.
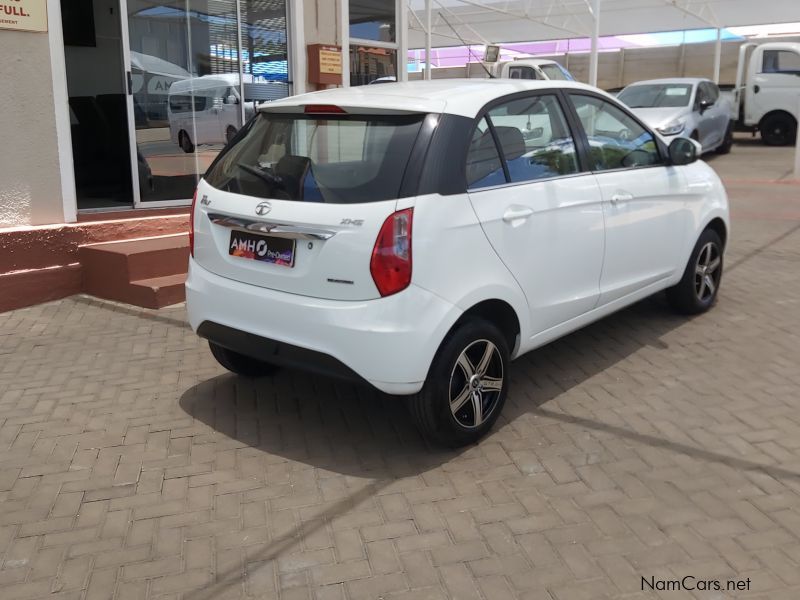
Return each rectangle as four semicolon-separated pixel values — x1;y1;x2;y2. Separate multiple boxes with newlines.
228;230;296;267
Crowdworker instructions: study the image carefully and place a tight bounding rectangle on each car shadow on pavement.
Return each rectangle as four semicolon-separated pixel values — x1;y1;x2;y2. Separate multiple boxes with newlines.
178;293;686;479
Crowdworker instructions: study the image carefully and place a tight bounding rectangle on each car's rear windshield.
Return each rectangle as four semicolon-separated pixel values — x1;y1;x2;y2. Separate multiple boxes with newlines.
204;112;425;203
618;84;693;108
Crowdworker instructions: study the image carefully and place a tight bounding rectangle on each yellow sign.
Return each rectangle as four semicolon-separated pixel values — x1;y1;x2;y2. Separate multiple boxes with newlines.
0;0;47;33
319;48;342;75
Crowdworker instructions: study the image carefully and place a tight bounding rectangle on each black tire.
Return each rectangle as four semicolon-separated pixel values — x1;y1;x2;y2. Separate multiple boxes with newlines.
716;122;734;155
760;112;797;146
179;130;195;154
666;229;724;315
408;318;509;447
225;126;238;145
208;341;280;377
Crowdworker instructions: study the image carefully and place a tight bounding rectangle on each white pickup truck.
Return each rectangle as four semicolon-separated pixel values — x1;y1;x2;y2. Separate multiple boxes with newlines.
725;42;800;145
495;58;575;81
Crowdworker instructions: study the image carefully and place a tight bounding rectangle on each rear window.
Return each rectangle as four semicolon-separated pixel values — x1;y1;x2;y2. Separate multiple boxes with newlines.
205;112;425;203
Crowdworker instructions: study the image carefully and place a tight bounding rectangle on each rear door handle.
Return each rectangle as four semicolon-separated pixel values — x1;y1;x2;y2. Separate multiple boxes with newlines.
610;192;634;205
502;206;534;223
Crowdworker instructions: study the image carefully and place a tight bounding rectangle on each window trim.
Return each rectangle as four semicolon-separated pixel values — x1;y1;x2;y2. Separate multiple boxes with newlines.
562;89;670;175
465;89;588;191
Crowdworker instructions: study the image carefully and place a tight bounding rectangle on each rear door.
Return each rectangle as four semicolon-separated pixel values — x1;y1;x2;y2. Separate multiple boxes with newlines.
466;92;605;335
193;109;429;300
567;92;690;304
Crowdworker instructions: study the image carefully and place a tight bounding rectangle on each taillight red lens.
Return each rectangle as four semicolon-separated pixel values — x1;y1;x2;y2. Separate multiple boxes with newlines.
189;188;197;257
370;208;413;297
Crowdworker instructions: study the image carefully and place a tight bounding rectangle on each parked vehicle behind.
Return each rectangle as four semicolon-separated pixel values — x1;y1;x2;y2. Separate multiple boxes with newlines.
186;79;729;447
728;42;800;145
496;58;574;81
618;78;734;154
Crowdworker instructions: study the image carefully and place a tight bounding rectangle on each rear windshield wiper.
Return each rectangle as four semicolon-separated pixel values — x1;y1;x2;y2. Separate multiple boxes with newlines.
237;163;285;189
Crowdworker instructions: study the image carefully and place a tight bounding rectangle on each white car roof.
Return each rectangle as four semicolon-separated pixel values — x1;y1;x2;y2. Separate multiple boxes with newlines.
259;79;603;118
623;78;708;88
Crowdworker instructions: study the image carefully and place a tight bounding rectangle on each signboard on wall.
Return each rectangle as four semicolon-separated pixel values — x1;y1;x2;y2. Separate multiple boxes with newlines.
0;0;48;32
319;48;342;75
307;44;343;86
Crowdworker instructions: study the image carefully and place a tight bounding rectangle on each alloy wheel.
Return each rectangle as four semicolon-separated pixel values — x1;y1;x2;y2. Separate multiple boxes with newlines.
694;241;721;302
449;339;504;429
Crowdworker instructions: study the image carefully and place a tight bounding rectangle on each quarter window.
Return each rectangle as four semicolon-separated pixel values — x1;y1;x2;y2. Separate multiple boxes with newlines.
569;94;661;171
487;95;579;183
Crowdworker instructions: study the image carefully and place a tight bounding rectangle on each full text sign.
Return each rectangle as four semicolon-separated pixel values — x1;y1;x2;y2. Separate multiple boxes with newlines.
0;0;48;33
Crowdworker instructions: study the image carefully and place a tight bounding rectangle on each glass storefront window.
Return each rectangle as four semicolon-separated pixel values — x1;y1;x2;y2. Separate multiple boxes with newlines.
350;45;397;86
349;0;395;43
127;0;288;204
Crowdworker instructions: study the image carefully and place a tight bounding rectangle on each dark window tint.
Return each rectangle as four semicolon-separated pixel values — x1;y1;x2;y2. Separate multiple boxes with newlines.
570;94;661;171
466;117;505;189
487;94;579;183
763;50;800;74
508;66;538;80
205;112;424;203
618;84;693;108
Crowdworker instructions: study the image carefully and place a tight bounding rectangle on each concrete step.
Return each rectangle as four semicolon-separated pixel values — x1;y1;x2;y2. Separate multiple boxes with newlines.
129;274;187;309
78;234;189;309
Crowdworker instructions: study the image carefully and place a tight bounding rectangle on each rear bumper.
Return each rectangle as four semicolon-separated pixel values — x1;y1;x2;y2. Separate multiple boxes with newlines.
185;259;462;394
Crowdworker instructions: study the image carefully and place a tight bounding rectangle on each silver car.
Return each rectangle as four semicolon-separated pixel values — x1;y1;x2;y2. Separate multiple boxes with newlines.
617;78;734;154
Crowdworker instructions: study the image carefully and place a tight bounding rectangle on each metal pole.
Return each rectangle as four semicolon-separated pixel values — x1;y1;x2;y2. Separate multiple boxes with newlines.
340;0;350;87
397;0;408;82
713;27;722;84
588;0;601;87
235;0;245;125
424;0;432;80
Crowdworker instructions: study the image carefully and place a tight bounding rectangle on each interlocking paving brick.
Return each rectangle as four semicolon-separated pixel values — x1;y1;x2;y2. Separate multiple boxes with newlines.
1;159;800;598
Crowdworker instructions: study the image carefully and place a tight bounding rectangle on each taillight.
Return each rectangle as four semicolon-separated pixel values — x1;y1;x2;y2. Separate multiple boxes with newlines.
304;104;347;114
370;208;413;297
189;188;197;257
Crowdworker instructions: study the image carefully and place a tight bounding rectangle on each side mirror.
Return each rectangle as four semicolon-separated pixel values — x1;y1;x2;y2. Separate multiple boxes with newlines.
668;137;699;165
698;99;713;113
225;95;239;105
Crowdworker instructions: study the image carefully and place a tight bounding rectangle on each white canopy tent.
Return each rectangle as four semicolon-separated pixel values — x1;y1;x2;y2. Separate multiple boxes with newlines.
406;0;800;85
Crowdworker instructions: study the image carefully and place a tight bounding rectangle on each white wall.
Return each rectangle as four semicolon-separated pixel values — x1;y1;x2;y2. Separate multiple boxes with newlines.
0;27;67;227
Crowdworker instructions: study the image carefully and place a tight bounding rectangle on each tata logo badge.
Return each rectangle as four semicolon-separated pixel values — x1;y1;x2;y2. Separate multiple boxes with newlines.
200;195;211;206
255;201;272;216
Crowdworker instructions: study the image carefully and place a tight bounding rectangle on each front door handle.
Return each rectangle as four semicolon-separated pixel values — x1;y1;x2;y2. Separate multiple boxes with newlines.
610;192;634;205
502;206;534;223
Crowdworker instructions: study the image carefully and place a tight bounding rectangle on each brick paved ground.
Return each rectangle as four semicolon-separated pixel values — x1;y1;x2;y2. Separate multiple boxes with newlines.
1;137;799;599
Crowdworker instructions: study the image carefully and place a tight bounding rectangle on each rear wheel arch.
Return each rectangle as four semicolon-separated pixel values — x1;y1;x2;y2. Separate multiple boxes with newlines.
451;299;521;356
704;217;728;250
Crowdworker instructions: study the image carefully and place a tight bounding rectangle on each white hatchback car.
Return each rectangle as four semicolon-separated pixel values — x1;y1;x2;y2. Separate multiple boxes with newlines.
186;79;729;446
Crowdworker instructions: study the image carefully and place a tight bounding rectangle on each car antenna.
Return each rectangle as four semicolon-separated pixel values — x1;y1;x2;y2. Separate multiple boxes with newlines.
438;13;496;79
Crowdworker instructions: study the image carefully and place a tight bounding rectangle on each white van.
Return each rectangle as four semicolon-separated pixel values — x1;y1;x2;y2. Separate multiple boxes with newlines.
168;74;248;153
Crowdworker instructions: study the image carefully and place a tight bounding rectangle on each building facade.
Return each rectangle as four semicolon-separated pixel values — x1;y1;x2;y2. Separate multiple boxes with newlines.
0;0;407;228
0;0;407;311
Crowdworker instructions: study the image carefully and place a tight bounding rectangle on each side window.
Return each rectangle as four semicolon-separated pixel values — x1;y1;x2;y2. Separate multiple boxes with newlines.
569;94;661;171
487;94;579;183
508;66;538;80
763;50;800;75
466;117;505;190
